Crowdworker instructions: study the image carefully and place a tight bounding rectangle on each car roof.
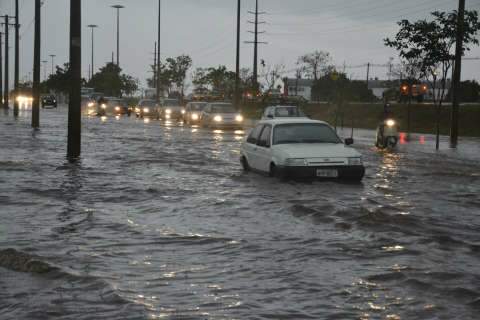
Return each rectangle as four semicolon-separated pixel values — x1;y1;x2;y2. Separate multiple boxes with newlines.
258;118;328;126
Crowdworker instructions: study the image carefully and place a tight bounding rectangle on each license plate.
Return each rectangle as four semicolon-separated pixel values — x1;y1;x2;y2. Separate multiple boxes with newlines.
316;169;338;178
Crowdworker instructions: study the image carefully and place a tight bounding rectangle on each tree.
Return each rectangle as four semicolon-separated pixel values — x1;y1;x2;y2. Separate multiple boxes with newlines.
385;9;480;149
88;62;138;97
297;50;331;80
165;55;192;98
44;63;87;94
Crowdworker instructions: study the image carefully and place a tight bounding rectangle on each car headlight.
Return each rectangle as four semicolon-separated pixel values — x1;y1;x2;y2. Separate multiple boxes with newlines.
386;119;396;127
143;108;150;113
181;109;186;114
191;113;199;120
101;104;107;109
115;106;120;111
348;157;363;166
53;100;56;103
235;115;244;122
135;107;140;112
214;115;222;122
165;109;172;114
285;158;308;166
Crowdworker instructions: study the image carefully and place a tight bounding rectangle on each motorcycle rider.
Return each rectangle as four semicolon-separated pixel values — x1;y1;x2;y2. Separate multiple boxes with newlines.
376;101;397;148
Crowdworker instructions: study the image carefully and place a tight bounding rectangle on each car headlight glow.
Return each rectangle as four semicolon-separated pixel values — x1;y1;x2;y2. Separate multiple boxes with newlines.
386;119;396;127
348;157;363;166
285;158;308;166
87;102;94;108
235;115;244;122
165;109;172;114
115;106;121;112
191;113;199;120
214;115;222;122
101;104;107;109
143;108;150;113
181;109;186;114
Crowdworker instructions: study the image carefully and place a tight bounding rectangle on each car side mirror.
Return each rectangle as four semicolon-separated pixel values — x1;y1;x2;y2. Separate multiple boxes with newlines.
267;114;273;119
345;138;354;145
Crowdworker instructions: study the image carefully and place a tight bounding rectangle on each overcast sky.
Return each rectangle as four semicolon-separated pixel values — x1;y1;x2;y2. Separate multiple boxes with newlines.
1;0;479;90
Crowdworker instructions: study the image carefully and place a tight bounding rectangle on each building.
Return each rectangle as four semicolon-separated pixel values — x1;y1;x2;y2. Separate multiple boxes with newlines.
283;78;314;101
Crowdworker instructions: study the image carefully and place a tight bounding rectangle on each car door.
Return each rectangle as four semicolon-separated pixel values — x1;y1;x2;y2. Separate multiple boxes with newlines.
243;124;264;170
255;125;273;172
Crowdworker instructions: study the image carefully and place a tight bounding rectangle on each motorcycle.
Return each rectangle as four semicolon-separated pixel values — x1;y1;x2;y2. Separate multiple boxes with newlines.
376;119;399;149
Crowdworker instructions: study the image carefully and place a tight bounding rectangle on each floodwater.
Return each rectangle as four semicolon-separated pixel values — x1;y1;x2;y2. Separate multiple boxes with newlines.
1;107;479;320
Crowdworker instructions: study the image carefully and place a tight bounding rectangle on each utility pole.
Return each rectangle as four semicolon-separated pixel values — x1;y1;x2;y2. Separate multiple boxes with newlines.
366;62;370;88
87;24;98;80
0;31;3;108
3;15;10;109
13;0;20;116
49;54;56;75
234;0;241;109
32;1;41;128
153;41;157;90
111;5;124;67
156;0;161;100
245;0;267;93
67;0;82;160
450;0;465;148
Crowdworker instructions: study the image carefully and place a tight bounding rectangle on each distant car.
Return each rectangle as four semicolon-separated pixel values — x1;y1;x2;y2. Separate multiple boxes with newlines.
135;99;160;119
200;102;244;129
184;101;207;125
41;95;57;109
159;98;183;121
240;118;365;181
261;105;307;120
97;97;128;116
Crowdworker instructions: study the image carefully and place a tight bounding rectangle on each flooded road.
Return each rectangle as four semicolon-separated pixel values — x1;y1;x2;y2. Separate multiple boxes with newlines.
1;107;479;319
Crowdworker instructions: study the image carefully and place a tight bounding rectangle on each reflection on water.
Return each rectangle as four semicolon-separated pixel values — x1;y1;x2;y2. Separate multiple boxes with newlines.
1;109;480;320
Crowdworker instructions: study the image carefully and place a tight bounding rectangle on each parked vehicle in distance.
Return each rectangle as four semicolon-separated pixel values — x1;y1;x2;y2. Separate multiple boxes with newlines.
261;105;307;120
41;95;57;109
184;101;208;125
135;99;160;119
200;102;244;129
240;119;365;181
159;98;183;121
96;97;128;116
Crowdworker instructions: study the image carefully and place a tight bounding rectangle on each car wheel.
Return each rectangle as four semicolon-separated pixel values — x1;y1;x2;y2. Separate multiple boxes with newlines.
240;156;250;172
269;163;276;177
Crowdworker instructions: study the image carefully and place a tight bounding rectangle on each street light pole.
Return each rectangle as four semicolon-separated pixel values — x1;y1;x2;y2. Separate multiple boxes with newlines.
235;0;241;109
156;0;161;100
14;0;20;116
68;0;82;160
450;0;466;148
87;24;98;80
111;5;124;67
32;1;41;128
4;15;9;109
49;54;56;76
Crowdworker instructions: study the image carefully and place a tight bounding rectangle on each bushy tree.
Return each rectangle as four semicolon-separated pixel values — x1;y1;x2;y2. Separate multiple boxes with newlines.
385;9;480;149
88;63;138;97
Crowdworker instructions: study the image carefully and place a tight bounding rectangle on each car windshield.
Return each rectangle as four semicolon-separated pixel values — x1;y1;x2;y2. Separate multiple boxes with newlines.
140;100;157;107
190;103;207;111
273;123;342;145
274;107;304;117
211;104;236;113
163;99;180;106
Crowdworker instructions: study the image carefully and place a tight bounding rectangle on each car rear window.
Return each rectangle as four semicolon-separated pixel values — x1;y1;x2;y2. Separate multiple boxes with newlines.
273;123;342;145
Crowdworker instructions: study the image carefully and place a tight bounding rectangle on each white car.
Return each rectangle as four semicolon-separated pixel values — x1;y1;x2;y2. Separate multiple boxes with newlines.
200;102;244;129
240;119;365;181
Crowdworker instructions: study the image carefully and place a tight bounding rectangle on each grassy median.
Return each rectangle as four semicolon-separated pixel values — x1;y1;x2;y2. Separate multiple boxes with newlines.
241;102;480;137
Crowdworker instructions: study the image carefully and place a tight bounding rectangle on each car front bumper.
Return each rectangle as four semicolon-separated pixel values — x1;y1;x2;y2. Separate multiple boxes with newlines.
277;165;365;181
208;121;244;129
